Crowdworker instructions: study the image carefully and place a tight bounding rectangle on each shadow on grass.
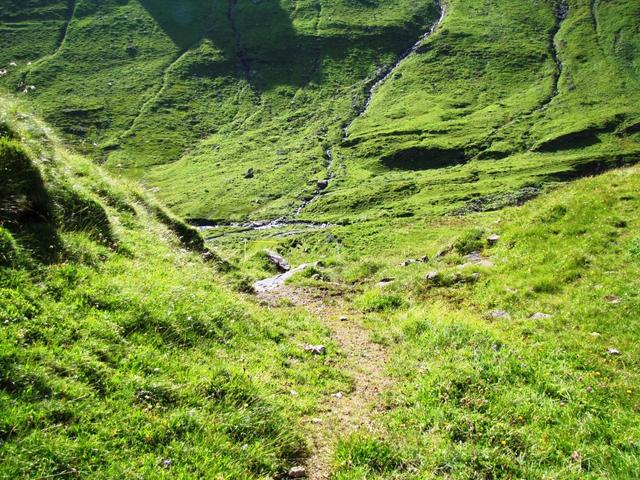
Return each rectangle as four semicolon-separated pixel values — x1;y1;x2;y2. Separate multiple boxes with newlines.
139;0;436;91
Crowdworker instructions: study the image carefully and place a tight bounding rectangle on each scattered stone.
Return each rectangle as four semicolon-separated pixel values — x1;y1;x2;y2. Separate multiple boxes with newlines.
459;252;494;269
331;392;343;399
288;466;307;478
9;62;17;67
529;312;552;320
607;348;621;356
377;278;394;287
161;459;172;469
590;332;601;337
419;255;429;263
265;250;290;272
605;295;621;304
339;316;348;322
489;310;511;320
465;252;483;262
290;390;298;396
304;344;326;355
487;234;501;246
317;179;329;190
426;271;440;281
244;168;254;179
435;244;453;258
476;259;494;268
400;259;417;267
0;69;6;76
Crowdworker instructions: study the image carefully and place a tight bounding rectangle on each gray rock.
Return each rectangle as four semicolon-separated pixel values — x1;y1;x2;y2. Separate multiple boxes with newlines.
265;250;290;273
487;234;501;246
304;344;326;355
426;271;440;281
339;316;348;322
606;295;622;304
607;348;621;356
460;252;494;269
490;310;511;320
530;312;552;320
317;179;329;190
288;466;307;478
244;168;254;179
464;252;483;262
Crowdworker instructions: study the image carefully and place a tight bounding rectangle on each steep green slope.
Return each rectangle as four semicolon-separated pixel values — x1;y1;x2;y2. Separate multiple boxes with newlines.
0;0;439;219
1;0;639;222
310;0;640;222
0;99;347;478
294;166;640;478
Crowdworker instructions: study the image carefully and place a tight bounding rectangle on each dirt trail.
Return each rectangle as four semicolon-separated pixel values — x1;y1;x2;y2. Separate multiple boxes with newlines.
256;284;391;480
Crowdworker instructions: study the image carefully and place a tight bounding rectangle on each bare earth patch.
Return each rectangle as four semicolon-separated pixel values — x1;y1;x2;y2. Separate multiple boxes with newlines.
257;285;392;480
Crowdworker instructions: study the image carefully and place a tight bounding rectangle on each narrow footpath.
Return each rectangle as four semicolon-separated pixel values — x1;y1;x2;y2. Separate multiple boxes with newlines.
256;283;391;479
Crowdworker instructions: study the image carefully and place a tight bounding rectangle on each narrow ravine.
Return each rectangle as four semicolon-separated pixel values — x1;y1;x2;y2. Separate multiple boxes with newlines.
294;148;336;216
479;0;569;153
342;0;446;138
255;284;391;480
294;0;447;217
194;0;448;223
227;0;259;98
24;0;77;74
540;0;569;111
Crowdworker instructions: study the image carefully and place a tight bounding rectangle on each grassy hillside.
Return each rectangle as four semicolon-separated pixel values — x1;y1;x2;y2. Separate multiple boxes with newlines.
0;0;439;219
2;0;637;221
187;157;640;479
0;99;349;478
283;166;640;478
2;0;640;477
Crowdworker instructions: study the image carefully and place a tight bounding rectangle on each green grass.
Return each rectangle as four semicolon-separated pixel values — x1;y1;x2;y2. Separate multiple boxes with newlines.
3;0;637;222
1;0;640;477
0;99;351;478
330;166;640;478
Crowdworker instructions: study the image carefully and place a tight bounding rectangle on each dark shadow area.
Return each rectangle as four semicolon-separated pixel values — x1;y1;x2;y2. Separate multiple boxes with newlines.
138;0;436;91
0;137;61;263
534;129;602;152
381;146;468;170
544;154;640;182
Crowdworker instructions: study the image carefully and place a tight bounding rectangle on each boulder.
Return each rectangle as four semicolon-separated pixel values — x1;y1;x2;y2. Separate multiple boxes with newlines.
288;466;307;478
265;250;290;272
244;168;254;179
426;271;440;281
489;310;511;320
304;344;326;355
487;234;500;246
